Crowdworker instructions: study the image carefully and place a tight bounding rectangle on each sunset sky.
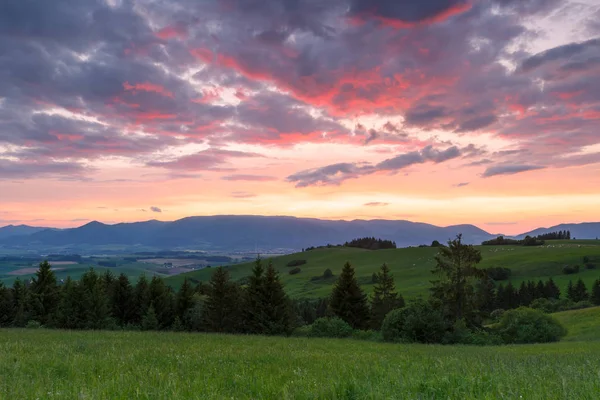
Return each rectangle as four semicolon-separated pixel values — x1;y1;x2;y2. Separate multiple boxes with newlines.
1;0;600;234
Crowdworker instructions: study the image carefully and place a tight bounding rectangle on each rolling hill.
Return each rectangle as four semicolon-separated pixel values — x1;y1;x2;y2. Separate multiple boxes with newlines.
166;240;600;299
517;222;600;240
0;224;50;240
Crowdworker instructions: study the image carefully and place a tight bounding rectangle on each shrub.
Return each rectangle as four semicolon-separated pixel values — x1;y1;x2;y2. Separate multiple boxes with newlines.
490;309;505;322
381;300;448;344
323;268;333;278
351;330;382;342
286;260;307;267
289;267;301;275
485;267;511;281
291;325;311;337
562;265;580;274
442;319;503;345
494;307;567;344
585;263;596;270
26;320;42;329
308;317;353;338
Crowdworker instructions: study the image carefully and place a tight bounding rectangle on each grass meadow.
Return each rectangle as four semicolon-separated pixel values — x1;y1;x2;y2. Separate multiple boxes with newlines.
1;323;600;399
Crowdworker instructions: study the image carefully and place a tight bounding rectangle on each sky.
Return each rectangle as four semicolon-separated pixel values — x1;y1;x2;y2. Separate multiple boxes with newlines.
1;0;600;235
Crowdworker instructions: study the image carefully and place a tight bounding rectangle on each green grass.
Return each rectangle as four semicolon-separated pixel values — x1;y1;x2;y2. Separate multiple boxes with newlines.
553;306;600;342
1;328;600;399
167;240;600;299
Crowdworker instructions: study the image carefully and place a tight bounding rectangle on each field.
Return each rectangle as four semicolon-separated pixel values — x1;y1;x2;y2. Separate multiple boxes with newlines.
167;240;600;299
1;317;599;400
554;306;600;342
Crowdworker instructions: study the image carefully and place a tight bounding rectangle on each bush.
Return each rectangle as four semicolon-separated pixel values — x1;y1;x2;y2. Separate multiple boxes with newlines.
442;319;503;345
585;263;596;270
494;307;567;344
485;267;511;281
490;309;505;322
25;320;42;329
562;265;580;275
289;267;301;275
308;317;353;338
291;325;311;337
286;260;307;267
323;268;333;278
381;301;448;344
351;330;382;342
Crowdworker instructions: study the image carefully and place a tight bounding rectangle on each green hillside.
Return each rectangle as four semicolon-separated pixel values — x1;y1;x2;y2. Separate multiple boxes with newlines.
553;306;600;342
166;240;600;299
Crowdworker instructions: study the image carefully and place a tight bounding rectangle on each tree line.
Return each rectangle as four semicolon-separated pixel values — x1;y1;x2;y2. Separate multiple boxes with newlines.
1;237;598;343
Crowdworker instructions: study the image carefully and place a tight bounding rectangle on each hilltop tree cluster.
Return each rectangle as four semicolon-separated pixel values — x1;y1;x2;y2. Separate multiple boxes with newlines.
536;231;571;240
343;237;397;250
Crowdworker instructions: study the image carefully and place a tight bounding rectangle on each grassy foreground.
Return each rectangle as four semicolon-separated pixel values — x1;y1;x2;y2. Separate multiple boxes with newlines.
1;329;600;399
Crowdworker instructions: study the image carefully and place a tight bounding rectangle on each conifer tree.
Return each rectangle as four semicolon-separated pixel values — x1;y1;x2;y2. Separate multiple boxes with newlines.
56;277;86;329
111;273;134;327
504;282;518;309
149;276;174;329
573;278;589;303
518;281;531;306
0;283;14;327
329;262;370;329
544;278;561;299
133;275;151;324
535;280;545;300
141;304;159;331
591;279;600;306
370;263;404;329
430;235;485;324
80;268;111;329
176;278;196;324
495;283;506;310
28;260;59;325
243;257;268;333
261;260;295;335
205;267;240;333
12;279;29;327
567;280;575;301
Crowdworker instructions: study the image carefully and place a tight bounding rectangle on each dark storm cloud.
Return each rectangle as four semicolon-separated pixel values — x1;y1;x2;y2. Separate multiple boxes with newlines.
520;38;600;73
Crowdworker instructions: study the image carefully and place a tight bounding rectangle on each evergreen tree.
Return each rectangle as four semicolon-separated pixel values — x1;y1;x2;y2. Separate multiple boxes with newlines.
141;304;159;331
242;257;268;334
518;281;531;306
567;280;575;302
329;262;370;329
12;279;29;327
261;260;295;335
591;279;600;306
544;278;561;299
475;277;496;317
573;278;589;302
205;267;240;333
535;280;545;300
430;235;485;325
370;263;404;329
133;275;151;324
495;283;506;310
149;276;174;329
504;282;518;309
56;277;86;329
28;260;60;325
0;283;14;327
111;273;135;327
176;278;196;325
80;268;111;329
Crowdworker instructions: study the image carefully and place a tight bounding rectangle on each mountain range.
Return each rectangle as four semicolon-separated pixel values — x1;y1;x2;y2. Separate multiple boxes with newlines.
0;216;598;252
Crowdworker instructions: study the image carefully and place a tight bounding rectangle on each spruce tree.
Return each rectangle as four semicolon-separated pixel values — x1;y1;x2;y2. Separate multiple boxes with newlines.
111;273;134;327
329;262;369;329
370;263;404;329
205;267;240;333
261;260;294;335
0;283;14;327
518;281;531;306
430;235;485;325
544;278;561;299
56;277;86;329
28;260;59;325
495;283;506;310
504;282;518;309
567;280;575;302
12;279;29;327
591;279;600;306
149;276;174;329
243;257;267;334
573;278;589;303
176;278;196;324
134;275;151;325
141;304;159;331
80;268;111;329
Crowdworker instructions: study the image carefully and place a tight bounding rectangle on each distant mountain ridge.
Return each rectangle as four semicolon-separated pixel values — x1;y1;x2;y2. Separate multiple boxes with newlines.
1;217;599;252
